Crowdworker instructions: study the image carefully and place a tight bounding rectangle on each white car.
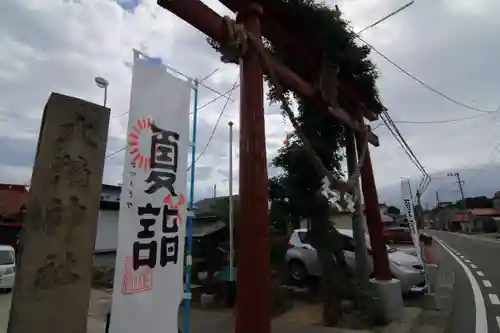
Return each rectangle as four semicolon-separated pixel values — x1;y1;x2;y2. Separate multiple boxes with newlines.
285;228;426;293
0;245;16;291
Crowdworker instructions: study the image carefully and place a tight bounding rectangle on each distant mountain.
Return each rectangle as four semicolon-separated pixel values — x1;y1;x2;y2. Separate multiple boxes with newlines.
377;164;500;209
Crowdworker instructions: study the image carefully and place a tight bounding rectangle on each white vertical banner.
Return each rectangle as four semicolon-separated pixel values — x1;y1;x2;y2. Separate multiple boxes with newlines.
401;179;423;264
109;56;191;333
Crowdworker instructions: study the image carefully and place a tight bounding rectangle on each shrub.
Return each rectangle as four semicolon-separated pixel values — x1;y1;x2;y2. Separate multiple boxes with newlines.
482;217;498;233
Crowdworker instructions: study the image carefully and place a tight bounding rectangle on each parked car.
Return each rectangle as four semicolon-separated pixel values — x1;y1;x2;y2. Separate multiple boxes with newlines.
383;227;433;245
285;229;426;293
0;245;16;291
382;226;412;244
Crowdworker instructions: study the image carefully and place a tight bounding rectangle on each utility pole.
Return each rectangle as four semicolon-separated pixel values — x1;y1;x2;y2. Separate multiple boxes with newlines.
228;121;235;282
448;172;469;231
213;184;217;198
447;172;466;205
415;190;424;230
435;190;440;207
345;130;369;282
7;93;109;333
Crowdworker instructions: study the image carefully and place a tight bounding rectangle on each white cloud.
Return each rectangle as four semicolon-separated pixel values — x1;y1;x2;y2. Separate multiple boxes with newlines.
1;0;500;204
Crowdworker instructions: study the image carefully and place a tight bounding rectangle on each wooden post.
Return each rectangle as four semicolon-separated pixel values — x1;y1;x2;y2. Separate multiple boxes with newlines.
345;130;370;282
7;93;109;333
235;4;271;333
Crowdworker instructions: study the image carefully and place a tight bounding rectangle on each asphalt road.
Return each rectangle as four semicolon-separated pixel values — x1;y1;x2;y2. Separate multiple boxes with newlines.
0;232;496;333
430;230;500;333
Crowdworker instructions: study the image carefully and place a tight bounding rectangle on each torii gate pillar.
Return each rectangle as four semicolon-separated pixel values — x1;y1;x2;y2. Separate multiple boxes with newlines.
235;4;272;333
358;125;404;321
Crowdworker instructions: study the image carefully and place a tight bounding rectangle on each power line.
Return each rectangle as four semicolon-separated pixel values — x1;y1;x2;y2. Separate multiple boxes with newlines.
355;0;415;35
380;110;431;194
191;84;240;115
104;79;240;165
377;111;500;161
372;114;487;130
378;111;500;194
187;76;239;171
23;69;224;187
199;68;219;83
353;34;498;114
380;113;425;177
387;114;486;124
465;126;500;183
112;68;223;120
106;147;126;159
383;110;428;175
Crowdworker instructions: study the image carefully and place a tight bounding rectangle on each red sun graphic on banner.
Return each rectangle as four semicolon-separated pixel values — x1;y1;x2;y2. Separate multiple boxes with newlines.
164;194;186;225
127;118;156;171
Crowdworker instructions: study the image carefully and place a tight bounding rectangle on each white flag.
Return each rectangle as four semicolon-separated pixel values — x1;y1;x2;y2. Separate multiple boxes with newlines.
401;179;423;264
109;55;191;333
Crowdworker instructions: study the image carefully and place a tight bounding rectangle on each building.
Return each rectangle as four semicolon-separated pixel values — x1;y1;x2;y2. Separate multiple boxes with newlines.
95;184;121;253
0;184;28;224
332;203;395;230
493;191;500;211
193;195;240;215
0;183;122;253
434;206;459;231
0;184;29;249
450;208;500;232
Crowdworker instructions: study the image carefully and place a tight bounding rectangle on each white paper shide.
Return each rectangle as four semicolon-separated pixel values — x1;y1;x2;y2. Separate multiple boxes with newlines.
109;56;191;333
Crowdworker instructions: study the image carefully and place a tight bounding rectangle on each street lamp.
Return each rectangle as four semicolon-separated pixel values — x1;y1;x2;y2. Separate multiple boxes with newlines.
94;76;109;107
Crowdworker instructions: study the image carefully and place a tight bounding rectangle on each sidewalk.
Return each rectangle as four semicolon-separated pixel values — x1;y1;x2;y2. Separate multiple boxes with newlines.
87;261;456;333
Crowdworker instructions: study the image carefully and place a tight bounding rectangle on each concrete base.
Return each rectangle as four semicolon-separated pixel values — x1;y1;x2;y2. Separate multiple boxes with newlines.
425;264;439;294
370;278;404;322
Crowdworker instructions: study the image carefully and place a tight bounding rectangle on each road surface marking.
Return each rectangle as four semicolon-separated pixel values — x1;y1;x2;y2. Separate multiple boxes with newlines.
470;264;478;269
435;238;487;333
496;317;500;331
465;259;472;263
483;280;492;288
477;271;485;277
489;294;500;305
460;255;465;259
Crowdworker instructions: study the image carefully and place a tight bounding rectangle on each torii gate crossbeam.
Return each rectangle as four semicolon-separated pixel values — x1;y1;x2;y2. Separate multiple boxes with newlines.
157;0;392;332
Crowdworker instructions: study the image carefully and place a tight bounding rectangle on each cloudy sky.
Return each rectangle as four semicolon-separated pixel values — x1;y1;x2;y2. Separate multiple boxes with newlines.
2;0;500;205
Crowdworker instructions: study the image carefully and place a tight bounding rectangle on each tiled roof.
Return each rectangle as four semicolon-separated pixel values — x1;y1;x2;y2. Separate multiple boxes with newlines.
469;208;500;216
0;184;28;219
451;212;469;222
452;208;500;222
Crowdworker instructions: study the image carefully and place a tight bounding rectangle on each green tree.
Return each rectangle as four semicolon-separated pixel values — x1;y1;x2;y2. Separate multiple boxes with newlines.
268;175;303;234
201;197;240;227
208;0;383;326
263;2;382;326
463;196;493;209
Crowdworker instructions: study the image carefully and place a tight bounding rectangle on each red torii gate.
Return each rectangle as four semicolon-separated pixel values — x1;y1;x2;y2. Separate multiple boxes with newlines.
157;1;391;332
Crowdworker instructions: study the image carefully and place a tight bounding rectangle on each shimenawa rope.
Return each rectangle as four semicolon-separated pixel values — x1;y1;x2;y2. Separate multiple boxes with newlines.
220;16;369;204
